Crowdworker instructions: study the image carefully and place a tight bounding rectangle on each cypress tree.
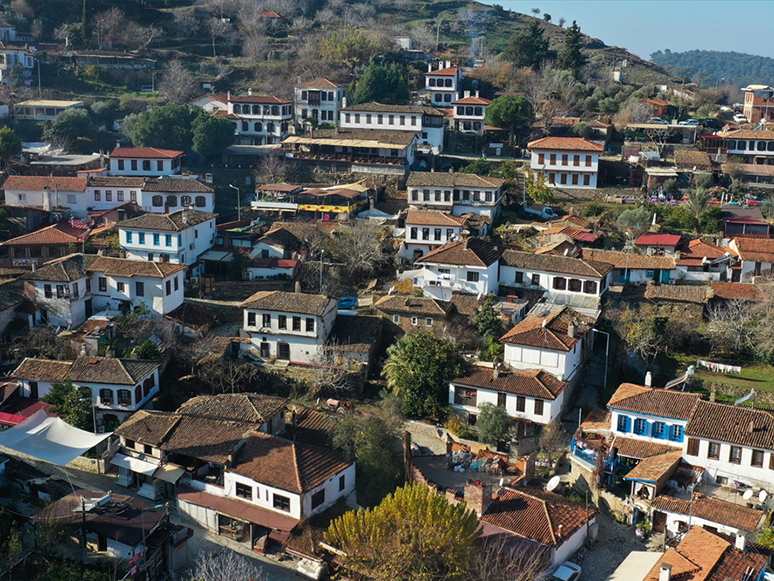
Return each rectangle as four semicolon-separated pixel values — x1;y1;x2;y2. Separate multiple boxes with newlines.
557;20;588;74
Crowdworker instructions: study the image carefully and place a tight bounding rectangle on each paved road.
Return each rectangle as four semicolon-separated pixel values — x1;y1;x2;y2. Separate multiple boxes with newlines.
0;444;305;581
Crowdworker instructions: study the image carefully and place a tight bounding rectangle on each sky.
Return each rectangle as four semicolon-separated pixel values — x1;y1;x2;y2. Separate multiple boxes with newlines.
483;1;774;60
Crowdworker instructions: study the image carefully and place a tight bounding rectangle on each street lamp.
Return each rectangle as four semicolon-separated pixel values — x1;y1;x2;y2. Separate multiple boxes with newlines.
592;328;610;396
228;184;241;221
319;249;324;293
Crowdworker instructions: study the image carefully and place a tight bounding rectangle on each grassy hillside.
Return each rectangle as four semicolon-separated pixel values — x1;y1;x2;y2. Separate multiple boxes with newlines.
651;49;774;87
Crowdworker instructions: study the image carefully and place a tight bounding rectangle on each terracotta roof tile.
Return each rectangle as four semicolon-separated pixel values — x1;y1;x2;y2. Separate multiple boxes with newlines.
500;249;612;278
676;239;727;266
481;486;598;548
644;284;711;304
581;409;611;431
374;294;451;317
635;233;682;247
623;449;683;482
651;494;763;532
450;365;568;399
87;176;146;188
407;172;505;189
607;383;702;419
527;137;604;152
3;175;88;191
719;129;774;140
68;357;160;385
405;209;467;227
500;306;592;351
161;415;252;464
21;253;88;282
731;238;774;262
229;95;291;104
415;237;500;267
111;147;183;159
286;406;337;446
341;102;445;116
140;179;214;193
0;221;91;246
674;150;713;171
423;66;459;77
11;357;72;382
86;254;186;278
118;209;216;232
109;410;180;447
611;435;681;459
295;78;347;88
177;393;286;424
287;127;418;146
686;400;774;449
241;290;333;316
448;293;483;317
450;96;492;105
709;282;764;302
582;248;676;270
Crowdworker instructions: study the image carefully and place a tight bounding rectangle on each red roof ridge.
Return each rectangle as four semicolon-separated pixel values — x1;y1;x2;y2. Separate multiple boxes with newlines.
541;496;557;546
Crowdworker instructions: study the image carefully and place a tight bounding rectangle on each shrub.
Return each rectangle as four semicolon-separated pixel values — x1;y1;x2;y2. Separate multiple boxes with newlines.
585;202;604;217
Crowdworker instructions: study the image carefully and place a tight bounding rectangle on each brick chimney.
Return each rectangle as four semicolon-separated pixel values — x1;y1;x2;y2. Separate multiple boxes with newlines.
464;480;492;516
658;563;671;581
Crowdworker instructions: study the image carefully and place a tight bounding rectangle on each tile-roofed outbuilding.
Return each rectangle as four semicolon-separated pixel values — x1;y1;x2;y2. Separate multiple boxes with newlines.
406;172;506;189
582;248;677;271
415;238;500;267
451;365;568;400
374;295;451;317
730;238;774;263
481;486;598;548
68;357;160;385
686;400;774;449
611;436;680;459
110;147;183;159
0;221;91;247
644;284;711;304
2;175;88;191
676;239;727;267
709;282;765;302
607;383;702;420
286;406;337;446
405;209;467;227
623;450;683;483
527;137;604;152
674;149;712;171
651;494;764;533
11;358;72;382
113;410;181;447
448;293;483;317
500;306;592;352
118;209;216;232
635;233;682;248
241;290;333;316
230;432;351;494
500;249;612;278
176;393;286;424
161;415;254;464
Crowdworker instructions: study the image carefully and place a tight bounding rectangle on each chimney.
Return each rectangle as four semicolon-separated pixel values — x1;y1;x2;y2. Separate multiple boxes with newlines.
645;371;652;387
492;363;499;380
118;250;126;259
227;90;231;101
749;421;755;434
567;322;576;339
116;140;121;149
448;166;454;173
427;63;432;73
464;480;492;516
464;90;470;98
658;563;672;581
446;60;451;68
30;262;36;272
709;389;716;402
735;533;747;551
248;88;253;96
189;202;195;211
295;280;301;294
475;90;479;98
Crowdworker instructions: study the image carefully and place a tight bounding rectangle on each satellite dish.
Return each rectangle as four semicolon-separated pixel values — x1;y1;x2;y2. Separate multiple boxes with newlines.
743;489;754;500
546;476;561;492
759;490;768;503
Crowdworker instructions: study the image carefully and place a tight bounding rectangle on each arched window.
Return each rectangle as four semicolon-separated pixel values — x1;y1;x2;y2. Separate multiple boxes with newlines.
167;195;177;207
181;195;191;206
271;106;279;115
445;79;452;87
252;105;260;115
474;107;482;116
254;122;262;132
195;196;206;207
267;122;275;133
233;104;241;114
465;107;473;116
429;78;436;87
152;195;163;207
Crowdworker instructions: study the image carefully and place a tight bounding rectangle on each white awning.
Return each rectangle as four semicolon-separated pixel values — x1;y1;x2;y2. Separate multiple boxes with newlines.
0;409;111;466
200;250;234;262
153;463;185;483
111;452;158;476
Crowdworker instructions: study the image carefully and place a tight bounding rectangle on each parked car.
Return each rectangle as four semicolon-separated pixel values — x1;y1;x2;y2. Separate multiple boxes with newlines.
523;204;558;220
733;113;748;123
648;117;669;125
748;199;761;206
338;296;358;310
552;563;582;581
700;119;723;130
679;119;700;126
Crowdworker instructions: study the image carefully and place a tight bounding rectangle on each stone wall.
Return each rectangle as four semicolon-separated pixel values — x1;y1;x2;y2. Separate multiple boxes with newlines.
699;380;774;406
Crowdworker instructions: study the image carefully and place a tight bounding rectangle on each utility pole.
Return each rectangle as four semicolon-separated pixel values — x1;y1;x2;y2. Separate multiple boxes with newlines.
37;59;41;99
81;497;87;562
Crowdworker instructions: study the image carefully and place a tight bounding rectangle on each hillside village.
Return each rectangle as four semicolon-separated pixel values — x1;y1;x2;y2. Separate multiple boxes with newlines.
0;1;773;581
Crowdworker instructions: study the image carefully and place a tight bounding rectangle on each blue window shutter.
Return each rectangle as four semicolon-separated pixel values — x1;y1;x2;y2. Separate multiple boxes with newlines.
625;416;631;432
667;425;673;441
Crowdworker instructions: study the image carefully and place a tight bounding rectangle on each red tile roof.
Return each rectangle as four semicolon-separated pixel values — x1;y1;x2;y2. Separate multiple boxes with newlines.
611;435;681;459
295;77;346;88
423;66;459;77
582;248;676;270
241;290;333;316
110;147;183;159
415;237;500;267
539;225;599;243
11;358;72;382
0;221;91;246
527;137;604;152
481;486;598;548
451;365;567;399
651;494;763;533
635;233;682;247
374;294;451;317
500;306;592;351
451;96;492;105
500;249;612;278
731;238;774;262
2;175;87;191
709;282;764;302
623;449;682;482
607;383;701;420
644;284;711;304
686;400;774;449
676;239;727;266
229;95;292;104
405;209;467;227
177;393;286;424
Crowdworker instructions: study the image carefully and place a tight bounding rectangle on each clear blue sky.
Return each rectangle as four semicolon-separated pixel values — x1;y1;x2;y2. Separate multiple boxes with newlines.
483;1;774;60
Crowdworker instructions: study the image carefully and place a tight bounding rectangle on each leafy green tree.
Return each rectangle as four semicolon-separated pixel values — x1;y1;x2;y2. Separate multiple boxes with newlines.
127;104;196;150
135;339;162;360
383;330;465;418
43;108;94;149
571;121;593;139
325;483;482;581
557;21;587;74
352;63;409;105
758;526;774;549
663;178;679;196
477;402;513;445
460;158;493;176
700;206;723;233
663;205;695;230
321;30;392;70
500;160;520;180
0;126;21;169
192;112;236;157
473;294;504;342
332;394;404;507
484;95;533;145
42;378;93;431
695;172;714;189
686;187;711;231
616;205;652;237
525;170;552;204
503;21;551;68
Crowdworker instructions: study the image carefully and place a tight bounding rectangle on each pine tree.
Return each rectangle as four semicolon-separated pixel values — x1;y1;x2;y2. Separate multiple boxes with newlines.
557;20;587;74
503;21;551;68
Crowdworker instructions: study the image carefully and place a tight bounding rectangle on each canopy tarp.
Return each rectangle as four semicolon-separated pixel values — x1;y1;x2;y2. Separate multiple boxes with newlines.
111;452;158;476
0;409;111;466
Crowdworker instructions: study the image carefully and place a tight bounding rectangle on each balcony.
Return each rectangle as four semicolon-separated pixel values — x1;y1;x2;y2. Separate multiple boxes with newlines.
288;151;406;166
